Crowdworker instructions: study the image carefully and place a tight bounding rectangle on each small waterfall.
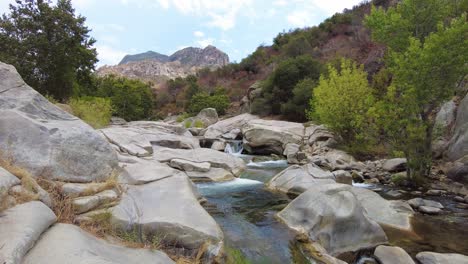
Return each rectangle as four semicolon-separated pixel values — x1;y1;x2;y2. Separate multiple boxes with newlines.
224;140;244;154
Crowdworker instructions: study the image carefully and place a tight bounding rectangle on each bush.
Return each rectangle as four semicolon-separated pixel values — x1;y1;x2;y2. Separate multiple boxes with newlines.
281;78;316;121
96;75;153;121
69;97;112;128
188;89;230;115
193;120;205;128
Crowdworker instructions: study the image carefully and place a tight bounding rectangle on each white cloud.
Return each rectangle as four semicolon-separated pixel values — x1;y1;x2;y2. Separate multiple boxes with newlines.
95;45;128;66
196;37;214;47
71;0;94;9
287;10;313;28
273;0;288;7
194;31;205;37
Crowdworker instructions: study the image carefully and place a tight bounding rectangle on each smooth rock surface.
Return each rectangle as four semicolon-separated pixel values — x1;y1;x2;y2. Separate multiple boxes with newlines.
374;245;415;264
0;201;56;264
408;198;444;209
22;223;175;264
416;251;468;264
153;147;245;176
186;168;235;182
418;206;442;215
278;184;387;256
382;158;407;172
61;182;111;196
332;170;353;185
448;95;468;161
111;175;223;249
203;113;257;139
267;164;335;195
73;189;119;214
119;158;184;185
0;167;20;190
169;158;211;172
0;62;118;182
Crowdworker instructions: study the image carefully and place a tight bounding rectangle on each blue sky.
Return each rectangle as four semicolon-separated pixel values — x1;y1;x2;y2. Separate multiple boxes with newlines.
0;0;363;66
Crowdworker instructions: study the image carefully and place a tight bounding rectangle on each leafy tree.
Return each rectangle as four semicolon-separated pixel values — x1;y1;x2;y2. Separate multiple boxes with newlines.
309;59;375;144
188;88;230;115
96;75;154;121
281;78;316;121
366;0;468;183
69;96;112;129
0;0;97;101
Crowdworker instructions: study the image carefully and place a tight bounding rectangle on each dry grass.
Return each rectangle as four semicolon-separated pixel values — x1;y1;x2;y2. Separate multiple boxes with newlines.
80;170;121;197
36;178;75;223
0;188;11;212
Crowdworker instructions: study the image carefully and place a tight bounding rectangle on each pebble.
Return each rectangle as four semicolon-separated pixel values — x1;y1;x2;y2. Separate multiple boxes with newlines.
411;191;422;195
426;190;446;196
419;206;442;215
454;196;465;203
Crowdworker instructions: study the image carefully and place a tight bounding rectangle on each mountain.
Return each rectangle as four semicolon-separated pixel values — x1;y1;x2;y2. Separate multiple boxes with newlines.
119;51;169;65
98;46;229;84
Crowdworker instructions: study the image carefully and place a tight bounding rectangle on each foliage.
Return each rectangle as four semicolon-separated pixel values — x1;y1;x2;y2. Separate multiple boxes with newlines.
176;113;190;123
193;120;205;128
0;0;97;101
225;247;251;264
309;59;375;145
96;75;154;121
184;120;192;128
281;78;316;121
259;55;323;117
366;0;468;183
187;88;230;115
69;97;112;128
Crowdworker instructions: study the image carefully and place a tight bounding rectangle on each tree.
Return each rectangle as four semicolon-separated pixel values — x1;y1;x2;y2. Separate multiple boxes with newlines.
281;78;316;121
309;59;375;144
366;0;468;183
188;88;230;115
0;0;97;101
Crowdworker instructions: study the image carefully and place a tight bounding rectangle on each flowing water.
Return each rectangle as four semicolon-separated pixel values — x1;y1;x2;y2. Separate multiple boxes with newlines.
197;142;468;263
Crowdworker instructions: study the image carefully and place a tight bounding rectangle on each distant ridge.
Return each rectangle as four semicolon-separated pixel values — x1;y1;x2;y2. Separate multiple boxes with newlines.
119;51;169;65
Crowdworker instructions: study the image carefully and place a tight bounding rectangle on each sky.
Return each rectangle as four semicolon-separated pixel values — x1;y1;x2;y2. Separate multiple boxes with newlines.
0;0;363;67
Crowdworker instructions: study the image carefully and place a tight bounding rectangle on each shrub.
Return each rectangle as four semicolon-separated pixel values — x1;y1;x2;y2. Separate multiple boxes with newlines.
281;78;316;121
188;89;230;115
184;120;192;128
193;120;205;128
69;97;112;129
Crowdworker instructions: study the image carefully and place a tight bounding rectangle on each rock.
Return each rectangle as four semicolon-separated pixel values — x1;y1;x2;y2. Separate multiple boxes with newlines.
283;143;301;163
242;119;304;155
9;184;53;208
169;158;211;172
110;116;127;125
267;164;336;195
0;167;20;190
22;223;175;264
418;206;442;215
195;108;218;126
408;198;444;209
416;251;468;264
382;158;407;172
454;196;465;202
350;187;414;231
352;171;365;183
186;168;235;182
465;195;468;203
447;156;468;184
111;175;223;250
386;190;405;199
203;113;257;139
447;94;468;161
309;149;358;171
119;158;184;185
73;189;119;214
61;182;111;196
128;121;191;136
426;189;446;196
222;128;242;140
306;124;336;149
278;184;387;256
332;170;353;185
210;140;226;151
374;245;415;264
101;126;199;157
153;147;245;176
435;100;457;130
188;127;203;136
0;62;118;182
0;201;56;264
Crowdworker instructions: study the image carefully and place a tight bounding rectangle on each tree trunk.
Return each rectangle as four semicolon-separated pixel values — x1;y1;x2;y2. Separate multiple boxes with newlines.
406;117;434;186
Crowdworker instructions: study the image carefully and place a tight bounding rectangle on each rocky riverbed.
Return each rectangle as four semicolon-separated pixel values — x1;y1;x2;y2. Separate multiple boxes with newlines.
1;61;468;264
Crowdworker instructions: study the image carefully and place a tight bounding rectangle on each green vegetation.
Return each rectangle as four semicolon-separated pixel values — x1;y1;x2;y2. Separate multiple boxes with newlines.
225;247;252;264
69;97;112;128
193;120;205;128
309;59;375;146
0;0;97;101
365;0;468;183
188;88;230;115
95;75;154;121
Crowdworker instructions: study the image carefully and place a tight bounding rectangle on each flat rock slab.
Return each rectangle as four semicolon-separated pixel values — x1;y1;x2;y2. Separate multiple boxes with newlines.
61;182;111;196
169;158;211;172
119;158;184;185
203;113;257;139
0;167;20;190
408;198;444;209
278;184;387;256
101;126;200;157
418;206;442;215
267;164;335;195
416;251;468;264
22;223;174;264
374;245;415;264
112;175;223;249
73;189;119;214
0;62;118;182
186;168;235;182
0;201;56;264
153;147;245;176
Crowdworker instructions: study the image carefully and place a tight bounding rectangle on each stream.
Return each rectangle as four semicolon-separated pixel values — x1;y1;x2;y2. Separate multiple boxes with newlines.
196;142;468;263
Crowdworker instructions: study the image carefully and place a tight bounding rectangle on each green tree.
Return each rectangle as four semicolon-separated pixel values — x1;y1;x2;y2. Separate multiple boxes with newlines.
309;59;375;144
96;75;154;121
281;78;316;121
366;0;468;183
0;0;97;101
188;88;230;115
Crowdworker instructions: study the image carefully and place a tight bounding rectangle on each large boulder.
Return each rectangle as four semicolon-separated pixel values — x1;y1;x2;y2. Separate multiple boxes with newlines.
0;201;56;264
416;252;468;264
242;119;305;155
0;62;118;182
194;108;219;127
433;100;457;157
382;158;407;172
111;175;223;250
267;164;335;195
306;124;336;149
446;155;468;184
22;223;174;264
278;184;387;256
374;245;415;264
309;149;360;171
119;158;185;185
203;113;257;139
153;147;246;176
100;125;199;157
448;95;468;161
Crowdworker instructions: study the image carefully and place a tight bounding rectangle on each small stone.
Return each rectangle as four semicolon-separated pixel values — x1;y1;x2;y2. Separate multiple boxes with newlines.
371;188;383;192
465;195;468;203
419;206;442;215
411;191;422;195
386;190;404;199
408;198;444;209
426;189;446;196
366;178;380;184
374;245;415;264
456;203;468;209
454;196;465;203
